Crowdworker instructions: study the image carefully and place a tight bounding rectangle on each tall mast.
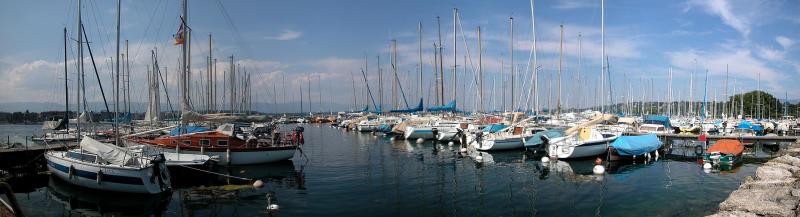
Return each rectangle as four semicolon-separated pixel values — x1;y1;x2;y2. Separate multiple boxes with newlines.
530;0;538;114
478;26;483;112
125;40;130;114
452;8;458;104
113;0;121;146
600;0;605;113
64;28;69;129
437;16;444;105
691;59;696;116
377;55;382;110
557;24;563;117
392;40;398;110
724;64;728;118
180;0;189;117
230;55;235;113
418;22;423;103
76;0;82;140
208;33;212;113
510;17;515;111
578;33;582;109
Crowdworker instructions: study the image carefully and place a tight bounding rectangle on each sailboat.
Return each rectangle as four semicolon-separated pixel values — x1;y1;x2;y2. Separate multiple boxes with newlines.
131;0;300;166
46;0;172;194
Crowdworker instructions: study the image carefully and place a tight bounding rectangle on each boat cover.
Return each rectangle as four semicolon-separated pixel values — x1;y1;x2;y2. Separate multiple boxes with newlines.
610;134;663;156
737;121;752;129
483;124;508;133
707;139;744;156
427;100;457;112
390;98;423;113
169;126;211;136
524;129;565;148
42;119;66;130
80;136;139;166
643;115;671;129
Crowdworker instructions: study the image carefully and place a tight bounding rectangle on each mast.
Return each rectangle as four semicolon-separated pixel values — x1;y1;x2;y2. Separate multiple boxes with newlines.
125;40;130;115
378;55;382;110
690;59;696;116
114;0;120;145
600;0;605;113
418;22;423;103
724;64;728;118
64;28;69;129
510;17;515;111
452;8;458;104
180;0;189;119
530;0;538;114
478;26;483;113
437;16;444;105
76;0;82;140
578;33;582;110
557;24;563;117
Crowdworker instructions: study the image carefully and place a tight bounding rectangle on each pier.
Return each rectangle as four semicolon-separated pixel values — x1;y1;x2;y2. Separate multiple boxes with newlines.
625;132;800;143
0;141;76;168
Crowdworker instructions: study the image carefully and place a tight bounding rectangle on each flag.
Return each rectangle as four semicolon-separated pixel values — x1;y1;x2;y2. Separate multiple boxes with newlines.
174;16;185;45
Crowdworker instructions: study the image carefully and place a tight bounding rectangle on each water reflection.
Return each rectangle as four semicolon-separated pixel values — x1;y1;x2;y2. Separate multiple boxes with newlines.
47;177;172;216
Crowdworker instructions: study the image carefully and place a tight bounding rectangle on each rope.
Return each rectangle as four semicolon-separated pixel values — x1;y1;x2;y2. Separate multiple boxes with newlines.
177;165;253;181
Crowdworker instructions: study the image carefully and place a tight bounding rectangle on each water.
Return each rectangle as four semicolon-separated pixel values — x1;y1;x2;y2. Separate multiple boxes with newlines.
0;124;786;216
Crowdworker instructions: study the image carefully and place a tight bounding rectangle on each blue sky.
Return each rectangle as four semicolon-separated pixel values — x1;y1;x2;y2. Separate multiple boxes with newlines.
1;0;798;112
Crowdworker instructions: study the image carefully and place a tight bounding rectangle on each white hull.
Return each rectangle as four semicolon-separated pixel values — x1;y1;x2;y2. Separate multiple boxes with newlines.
45;151;170;194
166;148;296;165
548;138;615;159
404;126;435;140
472;136;525;151
357;124;380;132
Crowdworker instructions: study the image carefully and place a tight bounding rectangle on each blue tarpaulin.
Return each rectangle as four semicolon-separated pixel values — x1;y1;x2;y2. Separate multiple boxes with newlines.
390;98;423;113
427;100;457;112
610;134;663;156
169;126;211;136
482;124;508;133
643;115;672;129
737;120;752;129
524;129;565;149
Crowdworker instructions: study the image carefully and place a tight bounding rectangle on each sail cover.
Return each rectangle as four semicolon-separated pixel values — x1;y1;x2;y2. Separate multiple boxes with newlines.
80;137;139;166
390;98;423;113
610;134;663;156
42;119;66;130
427;100;457;112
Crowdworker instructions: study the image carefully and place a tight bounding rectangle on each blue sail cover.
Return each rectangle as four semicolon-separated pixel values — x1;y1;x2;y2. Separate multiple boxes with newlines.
482;124;508;133
360;106;369;113
169;126;211;136
643;115;672;129
427;100;457;112
736;120;752;129
390;98;423;113
524;129;565;149
610;134;663;156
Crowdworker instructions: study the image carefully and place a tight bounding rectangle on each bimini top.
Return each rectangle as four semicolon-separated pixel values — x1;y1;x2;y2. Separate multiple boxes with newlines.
643;115;672;129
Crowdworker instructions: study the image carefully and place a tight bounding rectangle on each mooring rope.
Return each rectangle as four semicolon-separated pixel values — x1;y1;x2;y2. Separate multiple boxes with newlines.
177;165;253;181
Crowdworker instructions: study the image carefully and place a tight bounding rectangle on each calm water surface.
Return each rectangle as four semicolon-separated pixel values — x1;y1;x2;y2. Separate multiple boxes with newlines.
0;124;785;216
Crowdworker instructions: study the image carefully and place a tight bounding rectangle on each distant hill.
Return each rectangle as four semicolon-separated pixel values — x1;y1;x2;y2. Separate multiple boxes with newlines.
0;101;360;114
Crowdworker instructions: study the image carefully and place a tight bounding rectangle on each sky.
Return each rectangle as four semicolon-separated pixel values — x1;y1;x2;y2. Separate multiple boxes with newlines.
0;0;798;113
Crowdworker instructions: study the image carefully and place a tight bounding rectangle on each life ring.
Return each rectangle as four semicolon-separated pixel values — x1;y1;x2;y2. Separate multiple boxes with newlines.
694;144;704;156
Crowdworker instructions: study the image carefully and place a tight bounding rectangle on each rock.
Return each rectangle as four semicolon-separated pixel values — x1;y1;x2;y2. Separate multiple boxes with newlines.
706;210;758;217
772;155;800;168
718;187;797;217
756;165;793;181
765;162;800;174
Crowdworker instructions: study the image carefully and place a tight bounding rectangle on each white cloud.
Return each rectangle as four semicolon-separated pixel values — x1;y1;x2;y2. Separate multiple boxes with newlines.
756;46;784;61
686;0;750;37
553;0;597;10
776;36;794;50
666;48;785;89
264;30;302;41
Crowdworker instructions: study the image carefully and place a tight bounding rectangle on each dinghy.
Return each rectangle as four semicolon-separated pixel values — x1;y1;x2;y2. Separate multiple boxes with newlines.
703;139;744;166
608;134;663;161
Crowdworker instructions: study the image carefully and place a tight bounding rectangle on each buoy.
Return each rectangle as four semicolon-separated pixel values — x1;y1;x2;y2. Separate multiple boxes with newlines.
541;156;550;163
252;180;264;188
475;155;483;161
593;165;605;174
390;137;396;141
268;204;280;211
460;147;467;153
703;162;712;169
703;168;711;174
448;141;454;146
240;170;245;174
654;151;660;160
594;157;603;165
416;138;424;144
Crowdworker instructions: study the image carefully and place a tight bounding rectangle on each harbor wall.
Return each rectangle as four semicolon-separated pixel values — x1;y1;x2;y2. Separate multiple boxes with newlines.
709;140;800;217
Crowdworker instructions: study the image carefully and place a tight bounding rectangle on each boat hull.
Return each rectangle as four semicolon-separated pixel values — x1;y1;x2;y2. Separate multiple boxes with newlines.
404;127;434;140
548;139;612;159
472;136;525;151
163;147;295;165
45;152;169;194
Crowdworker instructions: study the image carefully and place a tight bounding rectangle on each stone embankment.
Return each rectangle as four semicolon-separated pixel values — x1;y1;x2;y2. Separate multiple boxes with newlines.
709;140;800;217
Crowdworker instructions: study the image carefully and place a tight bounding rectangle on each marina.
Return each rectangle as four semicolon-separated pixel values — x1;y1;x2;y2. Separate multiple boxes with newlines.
1;0;799;216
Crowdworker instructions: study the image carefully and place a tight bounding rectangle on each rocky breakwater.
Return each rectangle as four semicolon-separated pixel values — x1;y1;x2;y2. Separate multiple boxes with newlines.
709;140;800;217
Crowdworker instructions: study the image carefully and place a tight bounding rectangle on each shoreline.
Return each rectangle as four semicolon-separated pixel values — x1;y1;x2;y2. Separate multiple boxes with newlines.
709;139;800;217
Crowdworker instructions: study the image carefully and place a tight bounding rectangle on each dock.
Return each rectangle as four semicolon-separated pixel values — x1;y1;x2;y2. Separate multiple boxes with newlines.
624;132;800;143
0;142;77;168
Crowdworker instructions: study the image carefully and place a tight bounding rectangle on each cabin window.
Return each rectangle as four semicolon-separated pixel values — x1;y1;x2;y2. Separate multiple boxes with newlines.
199;139;211;146
217;140;228;146
183;140;191;145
